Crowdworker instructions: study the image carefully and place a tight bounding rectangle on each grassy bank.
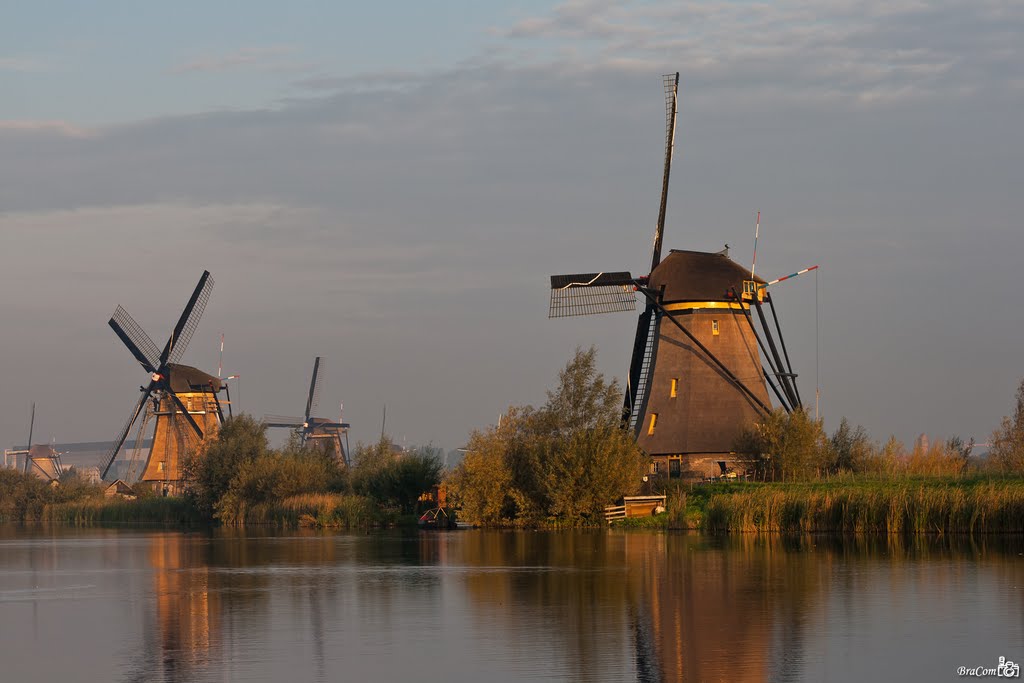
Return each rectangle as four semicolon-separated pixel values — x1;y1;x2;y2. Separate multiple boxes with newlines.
42;497;205;526
236;493;387;528
612;478;1024;534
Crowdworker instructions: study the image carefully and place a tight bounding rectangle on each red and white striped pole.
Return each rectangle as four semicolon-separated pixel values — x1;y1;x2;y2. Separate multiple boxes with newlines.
750;211;760;279
763;264;819;288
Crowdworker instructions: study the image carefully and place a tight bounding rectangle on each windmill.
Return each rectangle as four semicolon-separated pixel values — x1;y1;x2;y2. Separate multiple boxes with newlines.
4;403;64;481
548;73;806;480
100;271;225;493
265;357;351;465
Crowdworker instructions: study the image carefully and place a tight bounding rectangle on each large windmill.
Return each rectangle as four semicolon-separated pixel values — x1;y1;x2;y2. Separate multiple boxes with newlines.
548;73;805;479
265;357;351;465
100;271;226;493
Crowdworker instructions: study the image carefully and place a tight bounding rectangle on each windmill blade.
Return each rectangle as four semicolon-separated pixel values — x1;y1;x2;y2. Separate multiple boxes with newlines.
23;402;35;474
623;305;660;434
101;389;152;479
162;270;214;365
549;272;637;318
650;72;680;273
264;415;305;428
313;421;350;429
110;306;160;373
166;390;204;438
305;357;322;420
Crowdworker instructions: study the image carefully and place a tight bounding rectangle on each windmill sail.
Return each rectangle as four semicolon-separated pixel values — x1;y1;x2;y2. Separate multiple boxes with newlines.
110;306;161;372
305;357;322;422
624;308;660;434
649;72;679;272
166;271;214;364
548;272;637;318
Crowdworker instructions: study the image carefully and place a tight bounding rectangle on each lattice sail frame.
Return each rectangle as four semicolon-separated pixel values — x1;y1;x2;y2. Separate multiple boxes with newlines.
548;272;637;318
168;273;214;364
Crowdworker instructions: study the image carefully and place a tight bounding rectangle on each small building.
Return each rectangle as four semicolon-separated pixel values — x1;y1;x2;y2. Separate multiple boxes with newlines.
104;479;136;499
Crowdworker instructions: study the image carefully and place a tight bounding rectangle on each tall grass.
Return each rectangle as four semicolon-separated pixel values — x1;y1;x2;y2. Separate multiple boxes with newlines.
238;493;383;528
42;496;203;526
702;478;1024;534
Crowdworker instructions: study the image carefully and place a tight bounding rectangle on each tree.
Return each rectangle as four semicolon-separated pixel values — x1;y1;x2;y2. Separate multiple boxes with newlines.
185;414;269;517
385;449;444;514
448;425;516;525
448;347;648;524
990;379;1024;473
351;437;443;514
829;418;875;474
734;408;829;481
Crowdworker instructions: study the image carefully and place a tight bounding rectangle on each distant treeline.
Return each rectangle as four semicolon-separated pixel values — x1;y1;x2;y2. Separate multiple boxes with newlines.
1;417;444;527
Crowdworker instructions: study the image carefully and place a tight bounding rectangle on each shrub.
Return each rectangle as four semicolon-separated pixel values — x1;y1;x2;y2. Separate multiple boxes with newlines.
447;347;648;526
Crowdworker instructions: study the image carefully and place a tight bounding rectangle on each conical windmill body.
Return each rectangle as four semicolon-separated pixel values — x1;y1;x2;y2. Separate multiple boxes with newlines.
548;73;804;480
265;357;351;466
101;271;224;494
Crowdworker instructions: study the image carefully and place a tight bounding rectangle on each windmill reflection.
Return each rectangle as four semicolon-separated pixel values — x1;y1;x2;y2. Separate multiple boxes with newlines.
456;531;828;683
137;533;221;682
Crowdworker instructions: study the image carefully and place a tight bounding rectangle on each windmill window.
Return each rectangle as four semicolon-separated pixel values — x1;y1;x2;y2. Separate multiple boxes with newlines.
670;378;678;398
712;320;720;336
157;461;164;473
652;461;660;474
648;413;658;435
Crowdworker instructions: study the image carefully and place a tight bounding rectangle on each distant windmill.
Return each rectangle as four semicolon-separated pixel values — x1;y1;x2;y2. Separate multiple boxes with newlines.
265;357;351;465
100;271;226;493
547;73;810;480
5;403;63;481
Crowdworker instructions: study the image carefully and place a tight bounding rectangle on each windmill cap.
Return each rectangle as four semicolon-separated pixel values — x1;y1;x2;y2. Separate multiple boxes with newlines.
650;249;766;303
165;363;223;393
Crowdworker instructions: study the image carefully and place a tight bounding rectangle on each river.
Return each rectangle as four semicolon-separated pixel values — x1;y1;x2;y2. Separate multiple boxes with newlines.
0;526;1021;682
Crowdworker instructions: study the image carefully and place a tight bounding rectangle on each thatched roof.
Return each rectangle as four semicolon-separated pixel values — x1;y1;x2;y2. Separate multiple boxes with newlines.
649;249;765;302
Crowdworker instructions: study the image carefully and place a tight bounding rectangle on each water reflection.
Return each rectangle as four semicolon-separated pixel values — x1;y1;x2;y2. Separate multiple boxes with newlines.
0;527;1021;683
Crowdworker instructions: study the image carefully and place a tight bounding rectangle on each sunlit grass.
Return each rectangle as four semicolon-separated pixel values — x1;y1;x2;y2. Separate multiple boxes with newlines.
42;497;203;526
241;493;384;528
700;478;1024;534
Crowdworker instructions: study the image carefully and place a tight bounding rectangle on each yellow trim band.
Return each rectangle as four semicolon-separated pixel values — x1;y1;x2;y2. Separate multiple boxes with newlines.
662;301;749;312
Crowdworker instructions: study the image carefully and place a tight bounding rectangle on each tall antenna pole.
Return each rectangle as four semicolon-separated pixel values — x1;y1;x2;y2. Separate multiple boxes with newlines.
381;404;387;441
750;211;760;278
650;72;680;273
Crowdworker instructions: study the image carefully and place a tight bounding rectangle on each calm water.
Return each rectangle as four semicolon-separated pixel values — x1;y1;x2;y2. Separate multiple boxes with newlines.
1;527;1022;683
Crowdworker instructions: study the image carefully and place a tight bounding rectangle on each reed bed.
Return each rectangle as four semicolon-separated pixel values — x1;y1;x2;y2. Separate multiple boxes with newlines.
241;493;382;528
702;479;1024;534
42;496;203;526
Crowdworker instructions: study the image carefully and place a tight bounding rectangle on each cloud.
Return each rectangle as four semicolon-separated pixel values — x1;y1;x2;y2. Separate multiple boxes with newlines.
0;56;47;72
173;45;312;74
499;0;1023;107
0;119;94;138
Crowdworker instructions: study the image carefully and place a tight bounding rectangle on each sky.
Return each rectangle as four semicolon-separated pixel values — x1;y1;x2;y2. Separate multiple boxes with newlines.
1;0;1022;455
